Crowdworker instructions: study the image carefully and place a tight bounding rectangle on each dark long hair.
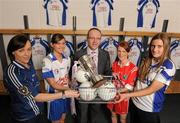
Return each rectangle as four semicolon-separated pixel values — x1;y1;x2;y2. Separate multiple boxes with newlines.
7;34;29;61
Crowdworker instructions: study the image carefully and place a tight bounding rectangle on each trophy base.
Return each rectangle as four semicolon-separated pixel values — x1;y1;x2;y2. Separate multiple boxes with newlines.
92;79;107;88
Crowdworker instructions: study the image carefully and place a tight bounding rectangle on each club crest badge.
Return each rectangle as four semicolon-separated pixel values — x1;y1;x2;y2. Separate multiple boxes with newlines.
18;86;30;96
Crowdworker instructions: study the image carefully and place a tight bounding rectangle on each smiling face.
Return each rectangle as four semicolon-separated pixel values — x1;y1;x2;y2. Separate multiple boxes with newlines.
150;39;164;59
51;38;66;55
117;46;128;62
13;41;32;66
87;29;101;50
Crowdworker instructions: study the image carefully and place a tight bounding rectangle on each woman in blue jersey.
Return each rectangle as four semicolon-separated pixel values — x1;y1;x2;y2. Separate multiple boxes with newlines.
118;33;176;123
42;34;72;123
3;34;79;123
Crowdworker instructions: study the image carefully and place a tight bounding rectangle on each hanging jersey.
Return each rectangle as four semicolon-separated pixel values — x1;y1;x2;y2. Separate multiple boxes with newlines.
31;38;50;70
133;59;176;112
91;0;113;27
63;41;74;57
100;37;119;66
128;38;144;67
77;39;88;51
170;40;180;69
44;0;68;26
42;53;71;93
137;0;160;28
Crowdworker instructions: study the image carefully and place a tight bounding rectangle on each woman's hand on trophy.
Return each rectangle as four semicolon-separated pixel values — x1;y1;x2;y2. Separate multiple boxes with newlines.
112;72;119;80
115;93;130;103
64;89;80;98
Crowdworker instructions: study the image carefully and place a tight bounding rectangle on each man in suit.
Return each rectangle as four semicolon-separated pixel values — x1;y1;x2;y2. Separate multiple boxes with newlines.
74;27;112;123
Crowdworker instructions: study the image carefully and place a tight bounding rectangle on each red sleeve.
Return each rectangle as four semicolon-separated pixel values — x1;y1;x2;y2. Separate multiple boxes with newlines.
126;66;138;86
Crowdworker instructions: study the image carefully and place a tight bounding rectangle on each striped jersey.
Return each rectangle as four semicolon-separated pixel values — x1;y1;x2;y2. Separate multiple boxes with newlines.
133;59;176;112
3;61;40;121
42;53;71;93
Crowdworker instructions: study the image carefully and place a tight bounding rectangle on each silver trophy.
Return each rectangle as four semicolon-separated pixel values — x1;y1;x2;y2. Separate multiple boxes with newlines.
78;54;106;88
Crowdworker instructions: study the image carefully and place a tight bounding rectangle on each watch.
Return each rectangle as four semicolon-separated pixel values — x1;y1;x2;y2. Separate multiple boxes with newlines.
62;90;66;99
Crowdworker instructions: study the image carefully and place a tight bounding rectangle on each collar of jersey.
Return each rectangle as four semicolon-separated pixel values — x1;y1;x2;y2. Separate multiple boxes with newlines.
12;61;30;69
49;53;66;61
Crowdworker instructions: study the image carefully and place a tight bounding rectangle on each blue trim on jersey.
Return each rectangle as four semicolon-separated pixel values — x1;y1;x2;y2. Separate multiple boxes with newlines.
31;38;50;55
42;71;54;79
77;40;88;50
160;70;172;81
170;40;180;52
66;41;74;55
153;85;166;112
100;38;119;49
44;0;68;26
128;38;144;66
91;0;114;26
162;59;173;69
137;0;160;28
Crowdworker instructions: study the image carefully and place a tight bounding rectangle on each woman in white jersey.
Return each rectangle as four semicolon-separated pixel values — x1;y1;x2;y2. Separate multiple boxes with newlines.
118;33;176;123
42;34;74;123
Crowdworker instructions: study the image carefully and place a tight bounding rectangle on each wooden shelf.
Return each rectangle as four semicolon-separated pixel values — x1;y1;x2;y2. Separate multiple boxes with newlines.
165;81;180;94
1;29;180;38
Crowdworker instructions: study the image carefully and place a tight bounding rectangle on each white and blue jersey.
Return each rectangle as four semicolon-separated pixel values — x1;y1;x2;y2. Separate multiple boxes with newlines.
77;39;88;50
64;41;74;57
100;37;119;66
137;0;160;28
31;37;50;70
128;38;144;67
44;0;68;26
170;40;180;69
3;61;40;121
133;59;176;112
42;53;71;121
91;0;114;27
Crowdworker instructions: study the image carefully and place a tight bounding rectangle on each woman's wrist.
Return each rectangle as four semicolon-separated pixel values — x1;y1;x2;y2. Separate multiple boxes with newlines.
61;90;66;99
